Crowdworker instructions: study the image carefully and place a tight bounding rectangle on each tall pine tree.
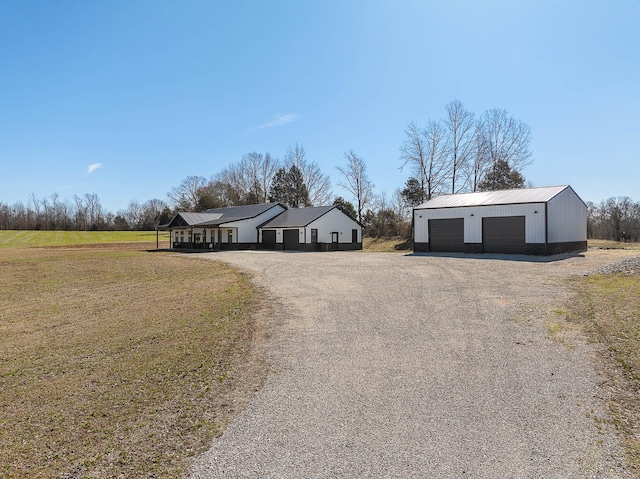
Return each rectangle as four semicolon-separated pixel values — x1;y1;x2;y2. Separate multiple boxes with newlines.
268;165;310;207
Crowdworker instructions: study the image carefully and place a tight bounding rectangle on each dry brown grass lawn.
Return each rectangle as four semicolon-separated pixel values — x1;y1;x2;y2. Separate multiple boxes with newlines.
567;271;640;473
0;246;269;478
362;237;412;252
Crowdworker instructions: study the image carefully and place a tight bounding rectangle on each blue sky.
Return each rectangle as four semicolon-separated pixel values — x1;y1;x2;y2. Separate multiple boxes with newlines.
1;0;638;213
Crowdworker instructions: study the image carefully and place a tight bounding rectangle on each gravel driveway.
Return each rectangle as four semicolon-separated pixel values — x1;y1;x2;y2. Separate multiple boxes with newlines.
189;249;635;478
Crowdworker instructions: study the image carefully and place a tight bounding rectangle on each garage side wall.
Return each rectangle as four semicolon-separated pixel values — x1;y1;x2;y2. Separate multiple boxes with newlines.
414;203;546;251
306;209;362;250
307;209;361;243
547;188;587;247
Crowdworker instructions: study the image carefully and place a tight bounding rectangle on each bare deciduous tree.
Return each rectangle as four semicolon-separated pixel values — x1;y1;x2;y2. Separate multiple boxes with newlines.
444;100;476;194
404;102;534;194
284;143;332;206
168;175;208;211
391;188;410;222
399;122;428;203
478;108;533;172
337;150;374;224
240;152;280;203
422;119;450;200
470;122;491;192
400;120;450;201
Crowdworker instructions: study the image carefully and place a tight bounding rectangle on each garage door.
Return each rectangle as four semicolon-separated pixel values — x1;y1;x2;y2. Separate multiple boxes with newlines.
261;230;276;249
429;218;464;252
482;216;526;254
283;229;300;250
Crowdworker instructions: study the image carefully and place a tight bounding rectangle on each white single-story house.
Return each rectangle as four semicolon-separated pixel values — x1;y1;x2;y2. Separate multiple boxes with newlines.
258;205;362;251
163;203;286;250
162;203;362;252
413;185;587;255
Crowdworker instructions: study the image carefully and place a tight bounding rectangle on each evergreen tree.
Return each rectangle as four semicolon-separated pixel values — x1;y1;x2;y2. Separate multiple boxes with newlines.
269;166;310;207
477;160;525;191
333;197;357;221
401;177;427;206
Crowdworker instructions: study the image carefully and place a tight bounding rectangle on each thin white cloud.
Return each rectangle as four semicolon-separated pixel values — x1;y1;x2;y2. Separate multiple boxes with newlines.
87;163;103;174
256;113;300;129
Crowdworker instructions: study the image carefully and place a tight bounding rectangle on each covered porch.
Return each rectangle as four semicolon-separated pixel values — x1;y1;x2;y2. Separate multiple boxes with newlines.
162;226;238;251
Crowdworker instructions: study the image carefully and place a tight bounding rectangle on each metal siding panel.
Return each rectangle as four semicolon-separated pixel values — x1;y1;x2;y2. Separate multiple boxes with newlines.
414;210;429;243
547;188;587;243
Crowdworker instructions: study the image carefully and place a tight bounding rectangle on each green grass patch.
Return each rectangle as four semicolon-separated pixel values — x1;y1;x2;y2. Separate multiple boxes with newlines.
567;271;640;472
0;246;266;478
0;230;170;249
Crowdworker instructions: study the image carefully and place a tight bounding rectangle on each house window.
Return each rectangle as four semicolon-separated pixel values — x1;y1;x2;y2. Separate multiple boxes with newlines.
311;229;318;244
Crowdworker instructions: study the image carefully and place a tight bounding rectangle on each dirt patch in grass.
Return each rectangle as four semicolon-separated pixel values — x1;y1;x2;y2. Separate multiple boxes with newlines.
565;269;640;474
0;246;272;478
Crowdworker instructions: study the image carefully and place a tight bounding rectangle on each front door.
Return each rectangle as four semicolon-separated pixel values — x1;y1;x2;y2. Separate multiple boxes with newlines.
331;232;339;250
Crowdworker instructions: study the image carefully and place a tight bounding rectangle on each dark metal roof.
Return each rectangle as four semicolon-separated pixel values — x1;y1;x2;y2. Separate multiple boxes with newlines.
164;203;284;228
260;206;336;228
414;185;570;209
198;203;285;225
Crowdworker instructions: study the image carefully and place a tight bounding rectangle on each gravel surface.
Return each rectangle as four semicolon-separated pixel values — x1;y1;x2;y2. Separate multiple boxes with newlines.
188;249;637;479
583;255;640;276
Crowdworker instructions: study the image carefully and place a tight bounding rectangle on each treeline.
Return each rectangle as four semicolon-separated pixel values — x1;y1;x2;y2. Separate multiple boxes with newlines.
168;143;332;211
587;197;640;242
0;193;172;231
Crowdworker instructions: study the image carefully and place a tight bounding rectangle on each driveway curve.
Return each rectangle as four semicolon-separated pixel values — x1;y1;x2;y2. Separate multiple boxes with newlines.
189;250;634;479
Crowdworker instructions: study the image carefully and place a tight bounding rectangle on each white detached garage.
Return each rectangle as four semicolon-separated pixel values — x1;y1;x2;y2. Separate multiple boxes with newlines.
413;185;587;255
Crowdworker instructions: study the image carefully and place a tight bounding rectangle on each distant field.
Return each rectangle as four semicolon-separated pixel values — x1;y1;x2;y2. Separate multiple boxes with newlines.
0;243;267;477
0;230;170;248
